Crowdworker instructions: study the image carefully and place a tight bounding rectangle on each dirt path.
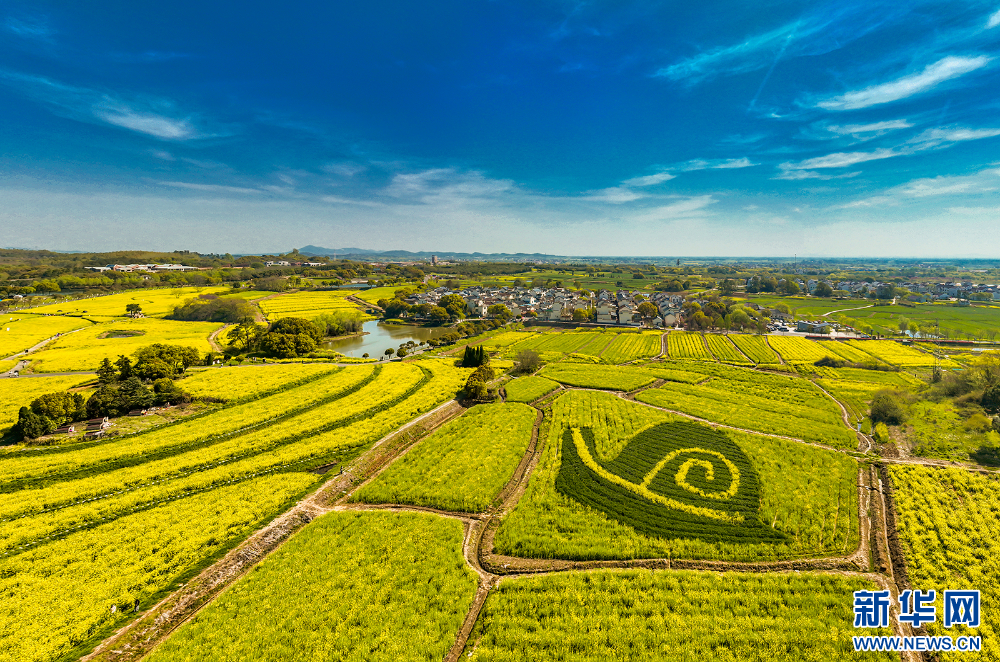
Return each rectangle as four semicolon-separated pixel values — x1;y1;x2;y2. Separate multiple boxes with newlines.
808;377;872;452
821;304;874;317
207;324;229;353
2;324;91;362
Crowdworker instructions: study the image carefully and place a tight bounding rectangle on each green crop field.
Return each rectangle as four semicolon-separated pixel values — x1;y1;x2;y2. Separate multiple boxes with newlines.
494;390;859;561
704;334;753;365
512;331;606;355
0;314;93;357
538;363;657;392
667;332;713;360
600;331;662;363
179;363;340;400
635;368;856;448
145;511;478;662
353;403;536;512
466;570;892;661
257;290;372;320
728;333;781;364
504;375;560;402
890;465;1000;660
480;331;538;348
27;318;221;373
820;340;880;364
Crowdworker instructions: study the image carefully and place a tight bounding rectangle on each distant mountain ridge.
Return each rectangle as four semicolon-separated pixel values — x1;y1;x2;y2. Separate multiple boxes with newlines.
297;245;560;260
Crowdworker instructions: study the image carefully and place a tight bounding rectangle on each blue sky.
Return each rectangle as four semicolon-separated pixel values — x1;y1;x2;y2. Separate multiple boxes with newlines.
1;1;999;257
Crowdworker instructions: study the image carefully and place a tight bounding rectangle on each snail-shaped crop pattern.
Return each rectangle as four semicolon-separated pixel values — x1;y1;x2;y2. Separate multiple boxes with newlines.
555;421;788;543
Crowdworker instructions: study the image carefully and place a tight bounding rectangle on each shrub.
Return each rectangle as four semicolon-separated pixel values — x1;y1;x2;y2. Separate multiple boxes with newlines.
170;295;257;322
870;390;906;425
513;349;542;375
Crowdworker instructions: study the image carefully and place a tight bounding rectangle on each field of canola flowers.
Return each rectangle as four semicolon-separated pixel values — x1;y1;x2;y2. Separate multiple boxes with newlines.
353;402;537;512
667;332;713;360
0;358;470;662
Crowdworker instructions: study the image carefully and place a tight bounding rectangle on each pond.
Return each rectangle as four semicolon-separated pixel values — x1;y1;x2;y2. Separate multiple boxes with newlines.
320;320;451;357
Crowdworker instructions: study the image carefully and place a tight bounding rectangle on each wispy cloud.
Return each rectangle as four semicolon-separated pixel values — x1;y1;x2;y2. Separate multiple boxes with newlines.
825;119;912;136
0;69;213;140
988;8;1000;29
385;169;516;205
774;170;861;180
780;124;1000;172
583;187;645;203
681;157;757;170
834;165;1000;208
655;5;897;85
816;56;991;110
5;16;54;40
621;172;674;186
157;181;261;194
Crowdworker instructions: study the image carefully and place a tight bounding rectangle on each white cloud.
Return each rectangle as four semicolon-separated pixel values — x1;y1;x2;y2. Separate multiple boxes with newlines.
988;8;1000;28
323;162;366;177
583;187;645;203
631;196;716;221
909;126;1000;147
826;119;912;136
621;172;675;187
158;181;261;194
385;169;516;205
816;56;991;110
782;149;898;170
773;170;861;180
93;102;195;139
0;69;211;140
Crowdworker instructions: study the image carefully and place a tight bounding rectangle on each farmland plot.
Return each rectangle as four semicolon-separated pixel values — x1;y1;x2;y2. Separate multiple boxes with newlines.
23;287;232;319
504;376;560;403
145;512;477;662
28;318;221;373
513;331;605;355
494;390;858;561
667;332;713;360
767;336;839;364
538;363;657;392
353;403;536;512
846;340;953;367
728;334;781;364
466;570;892;662
890;465;1000;661
635;374;856;448
257;290;370;320
0;315;92;357
704;334;753;365
601;331;662;363
0;374;93;430
178;363;340;400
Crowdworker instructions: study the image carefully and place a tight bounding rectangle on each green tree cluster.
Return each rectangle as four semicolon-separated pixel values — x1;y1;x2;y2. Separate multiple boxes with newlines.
15;391;87;439
461;345;489;368
170;294;256;322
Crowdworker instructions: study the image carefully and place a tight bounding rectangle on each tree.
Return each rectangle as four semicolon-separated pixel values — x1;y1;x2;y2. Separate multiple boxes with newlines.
119;376;154;411
487;304;511;320
780;278;800;295
870;390;906;425
439;294;467;319
269;317;324;343
637;301;658;321
572;308;591;322
151;378;190;406
813;281;834;297
97;358;117;384
115;355;134;380
126;303;143;317
427;306;450;325
134;344;201;377
513;349;542;375
383;299;411;319
15;407;51;439
385;348;395;358
461;345;489;368
396;346;408;358
719;279;736;296
226;317;266;351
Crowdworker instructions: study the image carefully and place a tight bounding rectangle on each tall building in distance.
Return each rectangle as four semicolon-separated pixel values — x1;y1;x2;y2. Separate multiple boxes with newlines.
431;255;437;266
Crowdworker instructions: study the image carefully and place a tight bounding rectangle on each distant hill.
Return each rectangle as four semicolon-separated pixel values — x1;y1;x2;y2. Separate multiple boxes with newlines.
297;245;559;261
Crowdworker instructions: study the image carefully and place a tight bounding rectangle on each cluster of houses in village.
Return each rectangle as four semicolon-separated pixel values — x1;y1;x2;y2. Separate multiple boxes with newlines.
402;286;686;327
84;263;199;273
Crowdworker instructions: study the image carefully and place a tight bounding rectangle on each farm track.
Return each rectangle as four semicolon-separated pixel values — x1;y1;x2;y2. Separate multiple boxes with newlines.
79;369;983;661
206;324;229;353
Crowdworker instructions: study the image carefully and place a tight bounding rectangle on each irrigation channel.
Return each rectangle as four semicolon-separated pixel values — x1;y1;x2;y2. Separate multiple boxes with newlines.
84;372;949;662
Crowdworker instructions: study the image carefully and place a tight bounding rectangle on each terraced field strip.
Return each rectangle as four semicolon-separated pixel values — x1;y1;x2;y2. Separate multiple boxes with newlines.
846;339;957;368
256;290;370;320
728;334;780;364
767;335;840;364
0;365;378;489
538;363;658;391
601;332;662;364
667;332;714;360
703;334;753;365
